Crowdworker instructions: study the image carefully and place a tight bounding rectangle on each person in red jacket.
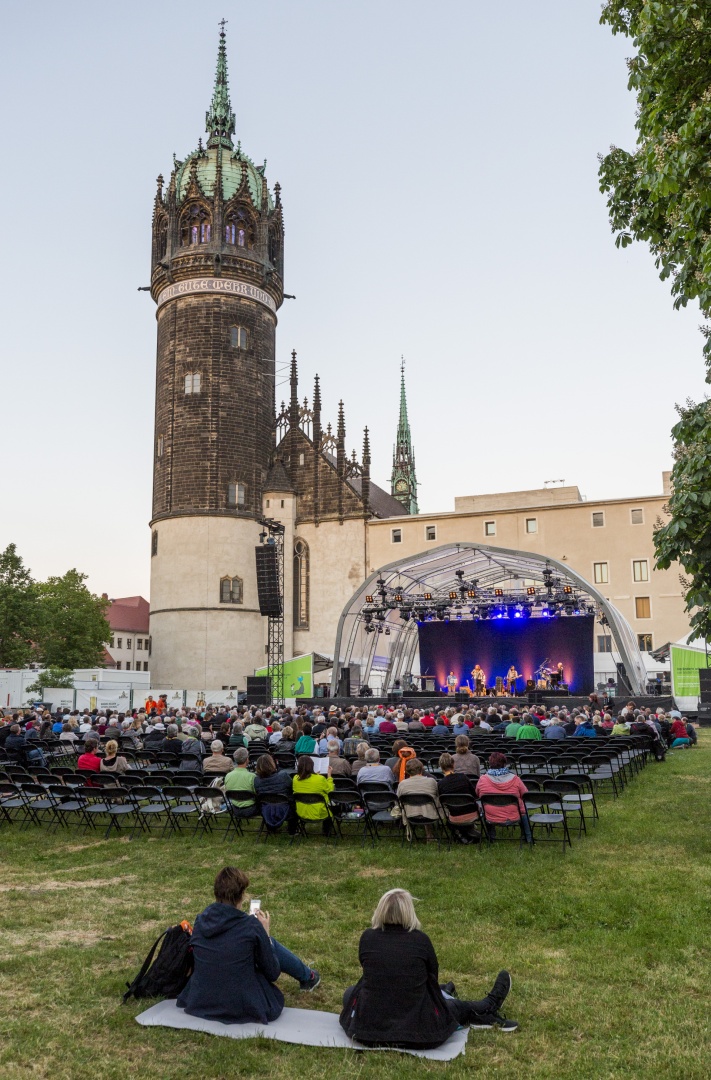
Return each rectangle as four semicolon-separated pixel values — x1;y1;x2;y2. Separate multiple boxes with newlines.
77;738;102;783
476;752;531;842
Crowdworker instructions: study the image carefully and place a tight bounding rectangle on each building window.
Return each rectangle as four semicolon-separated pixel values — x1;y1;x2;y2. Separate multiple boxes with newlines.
116;661;122;670
116;637;122;649
593;562;609;584
143;662;149;672
484;521;496;537
180;204;212;246
592;511;605;528
391;529;402;543
299;453;305;465
633;559;649;582
157;435;164;458
293;538;310;629
126;638;132;649
280;499;285;508
224;208;254;248
230;326;248;349
635;596;651;619
184;372;201;394
426;525;436;542
597;636;612;653
220;576;243;604
265;499;270;508
147;638;151;655
631;508;644;525
137;639;143;650
228;482;246;508
525;518;537;534
151;530;158;557
125;662;131;671
638;633;653;652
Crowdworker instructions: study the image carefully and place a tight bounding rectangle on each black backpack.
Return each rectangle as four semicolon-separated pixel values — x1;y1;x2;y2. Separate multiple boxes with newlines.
123;921;194;1003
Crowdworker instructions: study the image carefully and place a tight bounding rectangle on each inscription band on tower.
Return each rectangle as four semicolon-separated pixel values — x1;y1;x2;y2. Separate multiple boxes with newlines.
156;277;277;314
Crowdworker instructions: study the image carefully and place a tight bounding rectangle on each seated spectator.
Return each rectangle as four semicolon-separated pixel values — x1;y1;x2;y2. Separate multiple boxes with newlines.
515;718;542;741
420;712;436;729
101;739;129;774
317;726;343;755
59;723;79;744
452;735;481;777
254;754;295;833
431;716;449;736
77;738;102;775
275;726;296;755
339;888;515;1047
104;715;122;741
396;759;441;831
294;723;316;755
407;714;426;733
292;755;335;834
160;724;183;757
179;730;205;771
543;718;566;740
356;748;396;787
203;740;235;776
394;711;410;732
384;740;408;776
228;721;248;748
574;717;597;738
600;713;615;732
244;717;268;743
668;711;691;748
5;724;44;765
437;753;478;844
326;739;352;776
611;717;630;736
476;752;531;842
505;715;521;737
177;867;319;1023
450;713;470;736
268;722;283;748
343;725;364;756
350;741;371;777
144;722;166;746
223;748;258;818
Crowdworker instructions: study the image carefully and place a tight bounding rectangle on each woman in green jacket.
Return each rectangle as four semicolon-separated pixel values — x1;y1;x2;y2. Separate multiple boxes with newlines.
292;755;335;834
294;723;317;754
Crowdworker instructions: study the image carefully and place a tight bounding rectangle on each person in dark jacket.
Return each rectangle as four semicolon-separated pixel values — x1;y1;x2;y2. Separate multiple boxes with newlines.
254;754;296;834
340;889;517;1047
177;867;319;1023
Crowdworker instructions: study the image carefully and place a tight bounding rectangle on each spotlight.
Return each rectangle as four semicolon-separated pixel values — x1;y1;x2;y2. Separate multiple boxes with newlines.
494;588;504;597
527;587;536;596
400;610;411;621
394;593;403;603
455;569;465;580
365;595;374;604
423;592;432;601
449;591;458;600
563;585;573;595
384;626;391;635
467;590;477;598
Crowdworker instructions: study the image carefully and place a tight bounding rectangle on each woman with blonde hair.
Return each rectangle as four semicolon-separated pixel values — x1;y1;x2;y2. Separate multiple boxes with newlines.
339;889;516;1046
100;740;129;774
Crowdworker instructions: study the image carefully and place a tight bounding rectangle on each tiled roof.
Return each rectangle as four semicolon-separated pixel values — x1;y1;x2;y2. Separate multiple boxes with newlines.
108;596;150;634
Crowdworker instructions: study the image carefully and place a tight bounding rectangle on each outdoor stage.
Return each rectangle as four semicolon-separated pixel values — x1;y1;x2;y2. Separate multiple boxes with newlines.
302;695;675;714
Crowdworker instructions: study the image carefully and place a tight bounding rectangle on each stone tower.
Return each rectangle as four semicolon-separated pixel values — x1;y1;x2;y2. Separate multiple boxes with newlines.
390;361;419;514
148;26;284;687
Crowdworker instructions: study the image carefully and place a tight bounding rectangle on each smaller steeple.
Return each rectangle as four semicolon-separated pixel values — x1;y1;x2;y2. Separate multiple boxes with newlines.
289;350;299;430
206;21;236;150
362;427;371;517
391;358;419;514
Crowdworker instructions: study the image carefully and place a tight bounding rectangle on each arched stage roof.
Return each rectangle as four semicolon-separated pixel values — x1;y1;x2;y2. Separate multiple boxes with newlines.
330;543;647;695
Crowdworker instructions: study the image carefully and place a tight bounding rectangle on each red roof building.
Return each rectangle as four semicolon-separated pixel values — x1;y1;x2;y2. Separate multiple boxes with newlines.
105;596;151;673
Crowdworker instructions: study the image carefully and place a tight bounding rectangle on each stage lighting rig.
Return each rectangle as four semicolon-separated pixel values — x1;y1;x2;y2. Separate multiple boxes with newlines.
527;586;536;596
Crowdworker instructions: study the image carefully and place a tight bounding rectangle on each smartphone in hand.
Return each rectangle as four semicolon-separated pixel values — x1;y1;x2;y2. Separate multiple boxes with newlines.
249;898;262;915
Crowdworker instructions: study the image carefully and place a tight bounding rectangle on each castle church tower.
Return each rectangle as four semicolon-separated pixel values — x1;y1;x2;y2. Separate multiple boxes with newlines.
390;362;419;514
148;26;284;687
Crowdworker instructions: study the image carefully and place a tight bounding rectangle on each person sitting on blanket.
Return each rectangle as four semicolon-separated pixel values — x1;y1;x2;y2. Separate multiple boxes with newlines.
339;888;517;1048
177;867;320;1024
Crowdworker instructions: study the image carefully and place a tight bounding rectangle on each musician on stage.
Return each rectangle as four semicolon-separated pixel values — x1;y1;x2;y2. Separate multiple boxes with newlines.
446;671;457;695
506;665;521;696
550;662;564;688
470;664;486;696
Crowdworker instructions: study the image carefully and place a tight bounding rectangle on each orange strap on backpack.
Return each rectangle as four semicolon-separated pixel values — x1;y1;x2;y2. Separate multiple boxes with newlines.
397;746;417;781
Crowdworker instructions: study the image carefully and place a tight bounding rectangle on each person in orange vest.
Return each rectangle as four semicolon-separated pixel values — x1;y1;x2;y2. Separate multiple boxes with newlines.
145;696;158;714
155;695;168;715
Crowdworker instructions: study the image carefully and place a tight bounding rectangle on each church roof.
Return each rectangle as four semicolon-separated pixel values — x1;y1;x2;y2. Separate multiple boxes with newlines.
348;475;406;518
174;146;272;209
265;460;294;493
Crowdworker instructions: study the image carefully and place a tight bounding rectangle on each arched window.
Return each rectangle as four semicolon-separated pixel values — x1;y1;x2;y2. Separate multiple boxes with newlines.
230;326;248;349
224;207;255;248
293;538;309;629
156;218;168;259
220;576;243;604
180;204;212;246
268;227;281;269
184;372;201;394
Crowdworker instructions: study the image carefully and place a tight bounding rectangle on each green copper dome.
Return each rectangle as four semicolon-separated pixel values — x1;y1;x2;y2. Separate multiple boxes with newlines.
174;146;273;210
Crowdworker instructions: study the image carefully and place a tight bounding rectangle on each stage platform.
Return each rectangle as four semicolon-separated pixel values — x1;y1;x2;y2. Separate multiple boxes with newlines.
300;695;675;714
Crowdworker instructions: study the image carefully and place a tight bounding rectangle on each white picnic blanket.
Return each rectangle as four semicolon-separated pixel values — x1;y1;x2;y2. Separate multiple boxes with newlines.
136;1000;468;1060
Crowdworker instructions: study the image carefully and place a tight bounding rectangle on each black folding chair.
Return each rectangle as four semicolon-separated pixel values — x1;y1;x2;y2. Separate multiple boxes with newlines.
327;790;369;842
398;793;450;848
255;793;294;842
522;792;572;852
361;791;402;846
439;792;482;844
291;792;337;844
478;793;531;848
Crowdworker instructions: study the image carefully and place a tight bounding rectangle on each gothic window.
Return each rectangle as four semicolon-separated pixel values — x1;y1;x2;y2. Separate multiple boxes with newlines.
157;435;164;458
157;217;168;259
230;326;248;349
180;204;212;246
293;538;310;629
151;530;158;557
220;576;243;604
268;227;281;268
184;372;201;394
228;482;246;508
224;208;254;248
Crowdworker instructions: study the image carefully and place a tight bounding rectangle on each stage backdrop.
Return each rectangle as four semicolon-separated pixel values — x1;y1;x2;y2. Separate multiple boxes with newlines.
417;616;594;694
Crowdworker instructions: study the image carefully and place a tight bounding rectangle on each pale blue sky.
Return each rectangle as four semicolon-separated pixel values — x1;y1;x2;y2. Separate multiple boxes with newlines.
1;1;706;598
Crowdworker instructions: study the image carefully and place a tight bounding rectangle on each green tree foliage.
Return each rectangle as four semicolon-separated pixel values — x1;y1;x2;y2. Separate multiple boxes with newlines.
35;569;110;669
25;667;75;697
599;2;711;373
599;1;711;641
0;544;37;667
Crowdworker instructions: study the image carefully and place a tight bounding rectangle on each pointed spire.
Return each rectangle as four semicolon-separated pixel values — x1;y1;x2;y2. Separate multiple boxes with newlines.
336;400;346;480
206;21;236;150
289;350;299;430
313;374;322;443
362;427;371;516
391;358;419;514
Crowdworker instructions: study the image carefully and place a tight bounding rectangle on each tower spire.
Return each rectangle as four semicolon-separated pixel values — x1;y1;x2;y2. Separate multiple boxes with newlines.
391;357;419;514
206;21;236;150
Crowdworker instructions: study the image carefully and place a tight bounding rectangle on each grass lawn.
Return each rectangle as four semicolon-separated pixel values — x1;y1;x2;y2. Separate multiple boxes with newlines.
1;737;710;1080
